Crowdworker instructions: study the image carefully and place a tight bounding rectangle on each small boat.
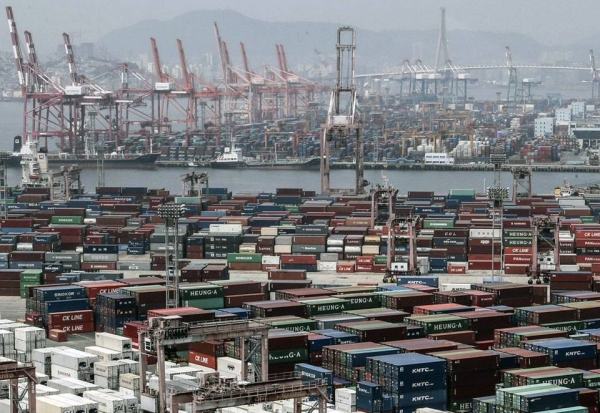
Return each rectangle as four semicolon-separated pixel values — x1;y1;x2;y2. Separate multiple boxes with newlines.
210;146;247;168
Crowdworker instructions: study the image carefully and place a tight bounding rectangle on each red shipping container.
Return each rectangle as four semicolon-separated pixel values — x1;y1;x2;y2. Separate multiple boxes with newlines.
52;322;95;334
575;230;600;239
504;247;532;255
447;264;466;274
504;254;532;264
336;262;356;273
576;239;600;248
280;254;317;264
81;262;117;271
504;264;529;274
48;329;67;342
468;261;501;271
356;265;374;272
188;351;217;369
47;310;94;327
577;255;600;264
356;256;374;265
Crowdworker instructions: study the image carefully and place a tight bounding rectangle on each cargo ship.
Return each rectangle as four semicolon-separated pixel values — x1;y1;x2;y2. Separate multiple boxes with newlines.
210;145;320;169
6;136;159;168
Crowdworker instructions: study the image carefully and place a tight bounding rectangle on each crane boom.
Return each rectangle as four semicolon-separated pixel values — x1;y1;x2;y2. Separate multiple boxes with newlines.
177;39;192;90
150;37;165;82
240;42;252;83
213;22;228;81
63;33;79;85
6;6;26;93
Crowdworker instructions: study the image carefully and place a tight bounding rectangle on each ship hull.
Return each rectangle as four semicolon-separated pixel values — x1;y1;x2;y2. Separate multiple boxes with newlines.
210;157;320;170
210;160;248;168
7;153;159;168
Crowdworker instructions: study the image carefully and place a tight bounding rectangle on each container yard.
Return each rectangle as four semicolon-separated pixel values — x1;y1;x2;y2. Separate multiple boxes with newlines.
0;179;597;412
5;2;600;413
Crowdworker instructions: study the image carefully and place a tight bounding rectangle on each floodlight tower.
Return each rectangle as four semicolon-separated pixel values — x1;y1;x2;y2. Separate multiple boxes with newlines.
487;146;509;281
158;203;186;308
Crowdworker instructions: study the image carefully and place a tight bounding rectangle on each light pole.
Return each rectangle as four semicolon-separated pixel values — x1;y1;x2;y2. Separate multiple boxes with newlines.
158;203;186;308
0;152;11;219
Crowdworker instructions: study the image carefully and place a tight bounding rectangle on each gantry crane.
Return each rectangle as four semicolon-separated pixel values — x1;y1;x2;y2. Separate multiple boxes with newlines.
139;317;329;413
320;27;366;195
181;171;209;196
529;216;561;284
382;213;420;283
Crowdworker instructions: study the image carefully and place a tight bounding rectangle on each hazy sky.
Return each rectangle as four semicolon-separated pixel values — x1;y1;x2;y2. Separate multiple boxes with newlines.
2;0;599;53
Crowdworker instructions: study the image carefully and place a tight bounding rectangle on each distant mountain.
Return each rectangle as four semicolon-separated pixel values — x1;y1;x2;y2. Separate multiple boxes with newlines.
96;9;590;73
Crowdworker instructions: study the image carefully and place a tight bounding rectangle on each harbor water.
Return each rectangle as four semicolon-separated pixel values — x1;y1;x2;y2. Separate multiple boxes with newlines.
0;101;594;195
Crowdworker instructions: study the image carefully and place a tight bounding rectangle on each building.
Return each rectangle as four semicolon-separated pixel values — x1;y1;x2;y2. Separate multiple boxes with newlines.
534;117;555;137
555;108;571;122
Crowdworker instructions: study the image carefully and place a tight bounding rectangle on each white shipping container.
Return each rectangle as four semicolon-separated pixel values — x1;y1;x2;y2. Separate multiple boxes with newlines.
335;403;357;413
55;394;100;413
173;373;200;387
46;395;88;413
119;373;140;390
440;283;472;292
165;366;201;380
51;349;98;371
95;361;129;378
47;378;99;395
343;246;362;253
317;261;337;272
209;224;243;234
273;245;292;254
469;228;501;238
85;346;122;362
260;227;278;236
95;333;132;352
23;383;60;397
261;255;280;265
119;359;139;374
35;396;76;413
118;387;138;399
335;388;356;405
274;236;292;245
82;390;126;413
319;253;339;262
16;242;33;251
51;365;79;380
217;357;243;376
95;375;120;390
96;389;138;413
140;394;157;413
82;253;119;262
361;245;379;255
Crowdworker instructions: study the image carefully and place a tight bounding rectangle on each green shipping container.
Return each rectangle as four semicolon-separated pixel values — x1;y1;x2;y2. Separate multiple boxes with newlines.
503;230;533;238
179;283;225;300
374;255;387;265
406;314;469;334
282;205;300;213
267;348;309;364
300;298;350;317
174;196;203;204
503;238;533;247
581;216;596;223
226;253;262;263
181;297;225;310
526;371;584;388
50;216;84;225
423;220;454;229
264;318;317;332
540;320;583;333
342;294;381;310
583;374;600;389
449;189;476;196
